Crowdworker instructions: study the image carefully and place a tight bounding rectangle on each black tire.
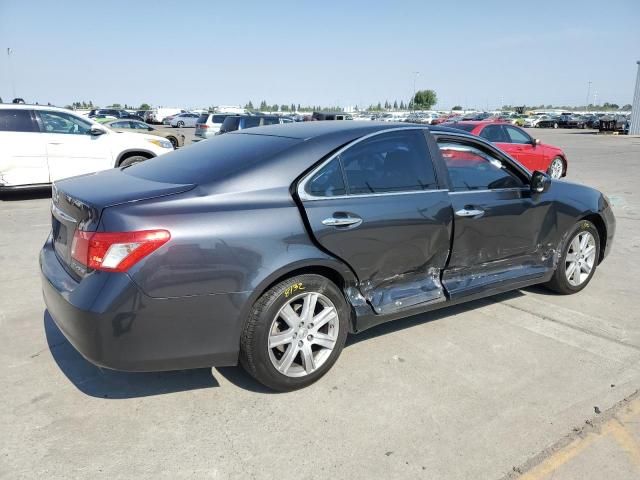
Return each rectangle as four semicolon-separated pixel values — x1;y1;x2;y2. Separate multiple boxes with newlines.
240;274;349;392
166;136;178;148
545;220;600;295
119;155;147;168
177;121;184;128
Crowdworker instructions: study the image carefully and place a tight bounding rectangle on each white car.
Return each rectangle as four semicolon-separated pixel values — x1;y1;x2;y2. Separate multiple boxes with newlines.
0;104;174;190
170;112;200;128
524;115;550;128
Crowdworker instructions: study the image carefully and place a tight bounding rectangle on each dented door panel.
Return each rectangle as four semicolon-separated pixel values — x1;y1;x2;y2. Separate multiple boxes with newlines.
443;188;558;298
301;192;453;314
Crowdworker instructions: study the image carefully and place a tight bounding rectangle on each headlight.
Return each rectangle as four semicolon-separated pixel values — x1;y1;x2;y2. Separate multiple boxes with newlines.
146;138;173;149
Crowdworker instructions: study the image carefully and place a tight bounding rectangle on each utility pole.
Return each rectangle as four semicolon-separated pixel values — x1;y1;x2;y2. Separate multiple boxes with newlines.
586;81;592;112
412;71;419;111
7;48;16;99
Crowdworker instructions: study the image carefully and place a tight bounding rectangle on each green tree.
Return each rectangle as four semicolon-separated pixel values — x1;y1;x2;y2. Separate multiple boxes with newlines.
139;103;151;110
376;102;382;110
281;104;289;112
111;103;122;108
452;105;462;111
622;104;632;111
244;101;254;110
399;100;405;110
411;90;437;110
393;100;398;110
259;100;267;111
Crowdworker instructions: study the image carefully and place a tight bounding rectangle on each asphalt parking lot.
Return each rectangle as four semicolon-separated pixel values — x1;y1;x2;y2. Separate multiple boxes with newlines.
1;129;639;479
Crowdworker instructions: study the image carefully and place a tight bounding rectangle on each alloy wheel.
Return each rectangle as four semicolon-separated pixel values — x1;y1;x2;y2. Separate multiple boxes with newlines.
267;292;339;377
548;158;564;179
565;231;596;286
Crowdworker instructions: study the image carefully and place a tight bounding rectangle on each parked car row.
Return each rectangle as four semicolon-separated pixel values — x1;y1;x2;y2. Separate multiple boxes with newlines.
0;104;174;190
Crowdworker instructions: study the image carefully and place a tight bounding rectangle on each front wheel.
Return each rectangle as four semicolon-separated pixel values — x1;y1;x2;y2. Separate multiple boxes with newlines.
177;121;184;128
119;155;147;168
240;274;349;391
547;157;564;179
545;220;600;294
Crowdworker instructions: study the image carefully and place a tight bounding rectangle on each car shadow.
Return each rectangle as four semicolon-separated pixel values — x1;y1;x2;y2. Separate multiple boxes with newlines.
0;187;51;201
44;311;218;399
346;290;524;346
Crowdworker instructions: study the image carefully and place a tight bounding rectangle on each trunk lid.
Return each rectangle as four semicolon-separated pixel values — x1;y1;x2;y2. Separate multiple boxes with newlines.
51;168;195;278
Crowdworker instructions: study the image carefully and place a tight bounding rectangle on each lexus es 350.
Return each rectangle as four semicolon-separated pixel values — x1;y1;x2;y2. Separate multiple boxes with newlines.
40;122;615;391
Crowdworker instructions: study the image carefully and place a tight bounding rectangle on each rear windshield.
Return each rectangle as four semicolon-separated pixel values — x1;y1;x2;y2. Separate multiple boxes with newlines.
126;133;299;185
446;123;475;132
197;113;209;123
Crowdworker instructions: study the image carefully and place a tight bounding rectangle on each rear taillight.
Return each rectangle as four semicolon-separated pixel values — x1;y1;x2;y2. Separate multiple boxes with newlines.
199;124;209;128
71;230;170;272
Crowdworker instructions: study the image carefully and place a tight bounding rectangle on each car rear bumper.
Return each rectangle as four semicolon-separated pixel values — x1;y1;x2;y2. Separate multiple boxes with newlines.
40;236;246;371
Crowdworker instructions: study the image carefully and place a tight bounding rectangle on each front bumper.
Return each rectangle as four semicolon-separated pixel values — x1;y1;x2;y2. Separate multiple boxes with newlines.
40;237;246;371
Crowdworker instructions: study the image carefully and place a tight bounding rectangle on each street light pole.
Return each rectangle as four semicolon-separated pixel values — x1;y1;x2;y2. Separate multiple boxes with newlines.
7;47;16;100
412;71;419;111
586;81;591;112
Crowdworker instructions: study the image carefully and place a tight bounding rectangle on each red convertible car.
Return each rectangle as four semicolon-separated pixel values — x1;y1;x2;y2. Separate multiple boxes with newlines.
444;121;567;178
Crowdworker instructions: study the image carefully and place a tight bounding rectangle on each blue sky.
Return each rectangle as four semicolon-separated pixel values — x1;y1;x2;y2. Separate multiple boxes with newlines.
0;0;638;109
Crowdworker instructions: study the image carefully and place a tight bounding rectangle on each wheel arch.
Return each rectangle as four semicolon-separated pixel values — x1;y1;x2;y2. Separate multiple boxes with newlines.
236;258;359;342
115;149;156;167
581;213;607;264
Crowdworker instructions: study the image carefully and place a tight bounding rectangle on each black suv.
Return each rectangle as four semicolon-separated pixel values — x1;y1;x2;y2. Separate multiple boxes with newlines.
218;115;283;134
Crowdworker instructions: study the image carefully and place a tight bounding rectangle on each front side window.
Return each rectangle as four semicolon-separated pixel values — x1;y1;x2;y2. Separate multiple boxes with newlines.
339;130;437;194
504;126;531;144
39;111;92;135
305;158;346;197
0;109;37;132
110;121;129;128
438;140;524;191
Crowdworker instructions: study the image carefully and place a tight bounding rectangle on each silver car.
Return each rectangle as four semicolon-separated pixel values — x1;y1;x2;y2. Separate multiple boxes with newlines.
194;113;233;141
170;112;200;128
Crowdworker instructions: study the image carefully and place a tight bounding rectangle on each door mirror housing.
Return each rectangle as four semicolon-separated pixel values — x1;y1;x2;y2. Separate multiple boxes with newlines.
532;138;541;146
530;170;551;193
90;127;106;136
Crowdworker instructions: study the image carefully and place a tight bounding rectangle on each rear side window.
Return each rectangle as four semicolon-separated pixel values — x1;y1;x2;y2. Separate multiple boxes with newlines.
305;158;346;197
243;117;261;128
0;109;37;132
211;115;226;124
339;130;437;194
220;117;239;132
262;117;279;125
197;114;209;123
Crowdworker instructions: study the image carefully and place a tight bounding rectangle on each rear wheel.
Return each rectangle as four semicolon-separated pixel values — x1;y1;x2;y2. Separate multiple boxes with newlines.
545;220;600;294
240;274;349;391
177;121;184;128
166;136;178;148
547;157;564;179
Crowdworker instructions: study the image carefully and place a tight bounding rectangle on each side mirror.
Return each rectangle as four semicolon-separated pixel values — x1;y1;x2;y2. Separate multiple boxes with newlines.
532;138;541;146
90;127;106;136
530;170;551;193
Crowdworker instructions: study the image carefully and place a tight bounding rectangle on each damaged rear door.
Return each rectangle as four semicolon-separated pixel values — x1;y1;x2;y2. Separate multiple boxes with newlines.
297;128;452;315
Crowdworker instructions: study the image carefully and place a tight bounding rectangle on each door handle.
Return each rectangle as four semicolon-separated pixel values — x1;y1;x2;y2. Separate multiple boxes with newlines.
455;208;484;218
322;214;363;227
